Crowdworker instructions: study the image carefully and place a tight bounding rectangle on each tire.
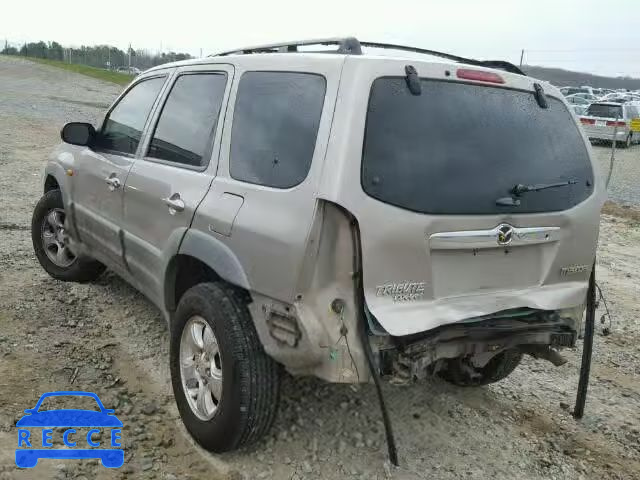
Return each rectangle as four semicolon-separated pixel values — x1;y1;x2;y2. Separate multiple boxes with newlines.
170;282;280;452
31;189;105;282
438;349;522;387
618;134;632;149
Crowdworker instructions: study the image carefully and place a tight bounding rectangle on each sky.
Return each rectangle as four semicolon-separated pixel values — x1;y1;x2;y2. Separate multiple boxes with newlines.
2;0;640;77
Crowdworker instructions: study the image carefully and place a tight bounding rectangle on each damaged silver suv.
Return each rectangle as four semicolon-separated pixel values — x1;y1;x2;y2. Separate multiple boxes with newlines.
32;37;605;456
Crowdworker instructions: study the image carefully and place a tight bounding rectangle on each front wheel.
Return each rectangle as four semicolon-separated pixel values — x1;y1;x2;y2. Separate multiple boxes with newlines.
438;350;523;386
170;282;280;452
31;189;105;282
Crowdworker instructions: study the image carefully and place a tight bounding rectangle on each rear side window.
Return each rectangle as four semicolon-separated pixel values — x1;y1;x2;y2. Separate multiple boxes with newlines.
147;73;227;167
362;78;594;215
98;77;165;155
229;72;326;188
587;104;623;119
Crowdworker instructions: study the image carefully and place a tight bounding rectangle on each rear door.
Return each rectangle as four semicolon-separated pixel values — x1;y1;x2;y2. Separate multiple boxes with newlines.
120;64;232;304
72;75;167;272
324;59;604;336
191;56;341;303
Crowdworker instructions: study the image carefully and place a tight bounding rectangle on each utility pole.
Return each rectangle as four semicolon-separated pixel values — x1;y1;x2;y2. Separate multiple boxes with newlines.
200;48;203;58
128;43;132;70
519;49;525;68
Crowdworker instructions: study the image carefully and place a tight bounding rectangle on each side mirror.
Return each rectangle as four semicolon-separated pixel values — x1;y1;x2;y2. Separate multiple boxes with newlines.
61;122;96;147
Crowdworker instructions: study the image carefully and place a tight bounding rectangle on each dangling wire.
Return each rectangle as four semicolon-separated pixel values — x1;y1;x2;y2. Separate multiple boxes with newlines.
595;281;613;336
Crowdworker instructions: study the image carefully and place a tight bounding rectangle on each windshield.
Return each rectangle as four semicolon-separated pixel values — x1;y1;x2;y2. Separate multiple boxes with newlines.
361;78;594;214
36;395;101;412
587;104;623;118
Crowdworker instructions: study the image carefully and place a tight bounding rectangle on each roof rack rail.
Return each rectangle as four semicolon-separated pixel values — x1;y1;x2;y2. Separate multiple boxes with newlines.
213;37;362;56
211;36;525;76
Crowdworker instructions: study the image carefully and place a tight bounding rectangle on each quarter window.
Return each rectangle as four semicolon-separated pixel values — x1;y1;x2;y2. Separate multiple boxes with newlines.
148;73;227;167
229;72;326;188
97;77;165;155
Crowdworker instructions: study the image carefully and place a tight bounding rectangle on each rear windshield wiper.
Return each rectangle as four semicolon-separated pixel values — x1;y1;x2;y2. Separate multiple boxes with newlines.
496;180;577;206
510;180;577;196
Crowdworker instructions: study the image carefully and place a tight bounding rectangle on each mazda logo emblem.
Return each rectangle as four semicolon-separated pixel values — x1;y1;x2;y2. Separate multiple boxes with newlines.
497;224;514;246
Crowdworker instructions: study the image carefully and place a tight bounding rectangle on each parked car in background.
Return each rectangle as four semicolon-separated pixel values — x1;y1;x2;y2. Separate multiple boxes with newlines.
570;92;599;102
571;104;589;116
560;86;592;96
566;94;592;106
116;67;142;76
602;93;640;104
580;102;640;148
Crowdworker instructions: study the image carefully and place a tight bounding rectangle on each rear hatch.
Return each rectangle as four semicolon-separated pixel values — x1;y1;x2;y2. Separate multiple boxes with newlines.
325;59;604;336
580;103;626;137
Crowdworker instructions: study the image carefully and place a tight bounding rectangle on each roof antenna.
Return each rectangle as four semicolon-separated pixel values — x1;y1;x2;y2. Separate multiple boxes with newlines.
405;65;422;96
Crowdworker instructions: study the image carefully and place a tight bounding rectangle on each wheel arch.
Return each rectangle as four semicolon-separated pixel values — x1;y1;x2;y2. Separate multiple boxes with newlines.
43;163;70;205
44;175;60;193
164;229;251;312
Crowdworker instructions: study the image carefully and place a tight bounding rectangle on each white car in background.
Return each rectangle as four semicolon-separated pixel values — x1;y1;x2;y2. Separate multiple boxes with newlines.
571;104;589;116
565;94;592;107
580;102;640;148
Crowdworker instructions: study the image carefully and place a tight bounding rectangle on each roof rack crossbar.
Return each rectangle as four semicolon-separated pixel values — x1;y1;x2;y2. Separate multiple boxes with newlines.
212;37;525;76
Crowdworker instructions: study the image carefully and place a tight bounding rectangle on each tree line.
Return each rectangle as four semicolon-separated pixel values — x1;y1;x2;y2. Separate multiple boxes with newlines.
1;40;193;71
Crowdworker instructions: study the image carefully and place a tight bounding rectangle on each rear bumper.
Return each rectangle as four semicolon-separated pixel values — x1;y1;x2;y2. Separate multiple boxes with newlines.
367;280;588;336
16;449;124;468
583;127;629;142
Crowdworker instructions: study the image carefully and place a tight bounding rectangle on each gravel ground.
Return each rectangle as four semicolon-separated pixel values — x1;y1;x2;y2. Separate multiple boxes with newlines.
0;55;639;480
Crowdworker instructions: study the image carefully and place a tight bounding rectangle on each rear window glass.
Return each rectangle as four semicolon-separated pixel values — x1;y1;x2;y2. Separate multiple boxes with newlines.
587;104;623;118
362;78;594;215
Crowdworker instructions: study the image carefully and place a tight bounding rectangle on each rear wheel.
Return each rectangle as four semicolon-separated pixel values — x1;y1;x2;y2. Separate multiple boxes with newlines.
438;350;523;386
31;189;105;282
170;282;280;452
618;134;632;149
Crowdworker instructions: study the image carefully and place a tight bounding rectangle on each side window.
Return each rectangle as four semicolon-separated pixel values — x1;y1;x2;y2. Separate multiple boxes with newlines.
229;72;326;188
97;77;166;155
147;73;227;167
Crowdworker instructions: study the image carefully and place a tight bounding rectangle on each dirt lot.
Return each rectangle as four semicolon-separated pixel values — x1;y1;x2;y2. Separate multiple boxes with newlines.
1;55;639;480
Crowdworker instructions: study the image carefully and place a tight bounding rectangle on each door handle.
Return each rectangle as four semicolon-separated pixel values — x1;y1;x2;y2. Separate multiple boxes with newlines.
105;175;121;191
163;194;185;214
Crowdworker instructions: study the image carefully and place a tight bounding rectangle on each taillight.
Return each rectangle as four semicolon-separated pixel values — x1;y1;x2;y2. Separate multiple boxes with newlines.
606;120;626;127
580;118;595;125
456;69;505;84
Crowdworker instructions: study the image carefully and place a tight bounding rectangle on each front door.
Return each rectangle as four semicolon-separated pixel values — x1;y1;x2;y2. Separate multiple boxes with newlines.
121;65;233;304
72;75;168;273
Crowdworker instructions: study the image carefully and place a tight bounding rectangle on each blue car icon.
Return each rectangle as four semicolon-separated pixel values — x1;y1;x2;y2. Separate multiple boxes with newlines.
16;391;123;468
